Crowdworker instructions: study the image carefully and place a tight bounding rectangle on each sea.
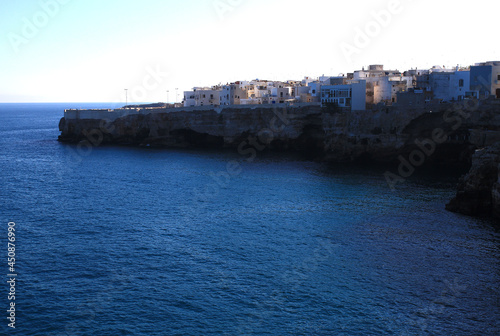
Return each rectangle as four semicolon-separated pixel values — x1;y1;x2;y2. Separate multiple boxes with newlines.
0;103;499;335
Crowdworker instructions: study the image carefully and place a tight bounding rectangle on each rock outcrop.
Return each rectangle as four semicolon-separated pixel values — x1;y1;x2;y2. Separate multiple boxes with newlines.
446;143;500;220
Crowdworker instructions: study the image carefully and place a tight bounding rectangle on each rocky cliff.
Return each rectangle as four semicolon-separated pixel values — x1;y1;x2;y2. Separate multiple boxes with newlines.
446;143;500;220
59;105;327;156
58;101;485;163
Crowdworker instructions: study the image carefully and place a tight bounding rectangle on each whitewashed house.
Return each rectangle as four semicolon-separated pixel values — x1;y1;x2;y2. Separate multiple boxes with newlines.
184;91;196;107
321;80;366;111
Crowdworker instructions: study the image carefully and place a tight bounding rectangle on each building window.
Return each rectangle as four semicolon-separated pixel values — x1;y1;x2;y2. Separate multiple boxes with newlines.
459;79;464;87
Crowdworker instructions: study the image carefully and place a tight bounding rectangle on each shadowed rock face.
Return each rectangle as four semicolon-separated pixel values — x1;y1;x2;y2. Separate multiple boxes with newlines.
58;105;327;156
58;103;481;163
446;143;500;220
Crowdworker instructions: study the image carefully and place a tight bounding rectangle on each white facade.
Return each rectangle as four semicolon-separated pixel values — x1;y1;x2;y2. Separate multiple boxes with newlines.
352;65;407;105
373;76;408;104
184;91;196;107
301;77;317;86
247;84;271;99
321;80;366;111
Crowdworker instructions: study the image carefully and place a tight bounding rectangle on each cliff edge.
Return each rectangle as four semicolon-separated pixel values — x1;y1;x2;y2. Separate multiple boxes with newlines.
446;143;500;220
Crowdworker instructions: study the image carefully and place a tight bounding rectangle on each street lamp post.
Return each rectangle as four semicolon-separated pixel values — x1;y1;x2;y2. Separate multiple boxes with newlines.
125;89;128;107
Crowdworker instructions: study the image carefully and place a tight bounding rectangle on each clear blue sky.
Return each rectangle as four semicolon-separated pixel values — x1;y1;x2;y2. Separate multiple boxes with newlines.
0;0;497;102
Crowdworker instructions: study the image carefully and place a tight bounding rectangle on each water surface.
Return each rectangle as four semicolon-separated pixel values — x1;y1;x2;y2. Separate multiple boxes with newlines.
0;103;498;335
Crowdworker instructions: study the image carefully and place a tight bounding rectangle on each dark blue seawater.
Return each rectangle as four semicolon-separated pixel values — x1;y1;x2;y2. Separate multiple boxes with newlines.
0;103;499;335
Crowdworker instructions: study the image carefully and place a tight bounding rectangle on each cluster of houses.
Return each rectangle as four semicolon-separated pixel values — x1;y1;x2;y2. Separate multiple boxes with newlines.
183;61;500;111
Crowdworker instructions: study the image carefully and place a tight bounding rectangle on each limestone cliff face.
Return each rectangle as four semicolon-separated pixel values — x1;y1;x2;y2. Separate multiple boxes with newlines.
59;105;326;154
446;143;500;220
58;102;478;163
321;103;476;163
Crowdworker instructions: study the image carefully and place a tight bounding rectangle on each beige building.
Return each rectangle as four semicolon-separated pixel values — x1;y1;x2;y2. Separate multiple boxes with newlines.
219;84;248;106
184;87;221;107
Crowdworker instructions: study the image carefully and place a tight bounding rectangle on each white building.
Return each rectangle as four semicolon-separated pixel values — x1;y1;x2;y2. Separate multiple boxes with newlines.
353;65;408;105
373;76;410;105
308;82;322;101
321;80;366;111
247;83;271;99
301;76;317;86
184;91;196;107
